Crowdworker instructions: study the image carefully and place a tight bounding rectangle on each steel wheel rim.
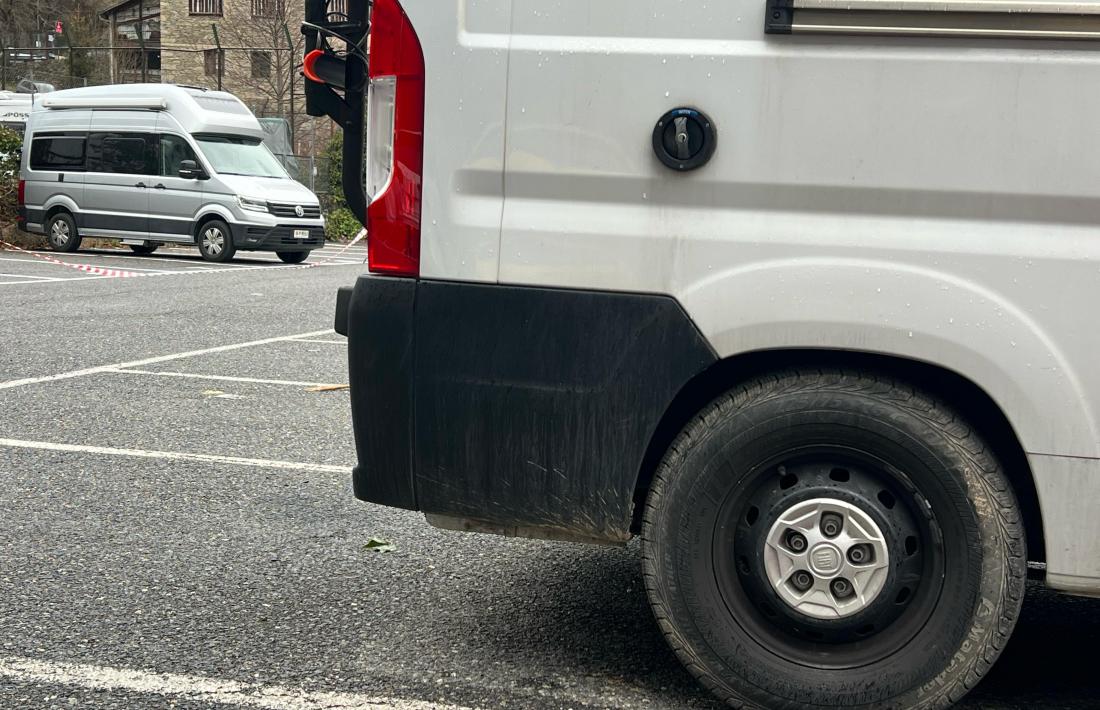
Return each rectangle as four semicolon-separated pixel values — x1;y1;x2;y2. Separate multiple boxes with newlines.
202;227;224;256
713;448;945;670
50;219;70;245
763;497;891;619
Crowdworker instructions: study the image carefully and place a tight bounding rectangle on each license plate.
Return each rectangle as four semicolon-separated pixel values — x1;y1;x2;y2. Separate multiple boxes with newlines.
293;229;310;239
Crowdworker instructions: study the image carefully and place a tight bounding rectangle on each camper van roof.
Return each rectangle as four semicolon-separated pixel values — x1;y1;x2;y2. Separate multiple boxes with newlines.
31;84;263;139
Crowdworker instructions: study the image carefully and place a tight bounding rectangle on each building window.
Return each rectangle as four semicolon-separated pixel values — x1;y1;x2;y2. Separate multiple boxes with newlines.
204;48;222;77
251;0;284;17
189;0;223;16
250;51;272;79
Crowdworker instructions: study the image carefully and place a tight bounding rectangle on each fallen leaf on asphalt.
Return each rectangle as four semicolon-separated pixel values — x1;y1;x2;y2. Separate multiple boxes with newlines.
363;538;395;553
202;389;244;400
306;384;350;392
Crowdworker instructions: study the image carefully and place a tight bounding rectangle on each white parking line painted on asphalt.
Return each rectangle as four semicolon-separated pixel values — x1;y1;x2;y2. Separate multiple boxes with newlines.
0;439;350;474
0;274;111;285
0;656;470;710
288;338;348;345
0;329;334;391
0;272;64;281
106;368;346;388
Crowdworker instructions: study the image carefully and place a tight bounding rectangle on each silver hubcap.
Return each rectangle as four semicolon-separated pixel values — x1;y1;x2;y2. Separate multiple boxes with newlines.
202;227;224;256
51;220;70;245
763;498;890;619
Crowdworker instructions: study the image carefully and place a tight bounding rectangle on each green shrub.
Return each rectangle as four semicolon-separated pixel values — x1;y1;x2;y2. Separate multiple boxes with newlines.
320;133;364;241
326;207;363;242
321;134;345;208
0;126;23;225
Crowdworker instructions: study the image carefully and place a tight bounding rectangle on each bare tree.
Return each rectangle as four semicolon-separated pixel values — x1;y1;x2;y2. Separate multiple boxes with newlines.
217;1;303;123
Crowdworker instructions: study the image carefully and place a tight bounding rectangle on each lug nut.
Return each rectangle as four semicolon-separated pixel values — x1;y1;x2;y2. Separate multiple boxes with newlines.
831;578;854;599
821;513;843;538
786;531;808;552
847;544;872;564
791;571;813;592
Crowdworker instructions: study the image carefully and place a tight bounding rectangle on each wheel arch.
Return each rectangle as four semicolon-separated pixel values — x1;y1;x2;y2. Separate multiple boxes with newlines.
43;200;77;223
192;210;234;244
631;349;1045;563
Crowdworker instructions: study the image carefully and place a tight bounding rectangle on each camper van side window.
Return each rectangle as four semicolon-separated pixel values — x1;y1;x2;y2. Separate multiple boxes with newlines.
159;134;199;177
87;132;157;176
30;134;85;171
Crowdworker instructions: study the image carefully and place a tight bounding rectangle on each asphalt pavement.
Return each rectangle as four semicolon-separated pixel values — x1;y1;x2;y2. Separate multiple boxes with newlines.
1;244;1097;709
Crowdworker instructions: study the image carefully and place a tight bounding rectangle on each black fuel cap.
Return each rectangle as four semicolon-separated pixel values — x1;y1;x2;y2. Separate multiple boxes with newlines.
653;108;716;172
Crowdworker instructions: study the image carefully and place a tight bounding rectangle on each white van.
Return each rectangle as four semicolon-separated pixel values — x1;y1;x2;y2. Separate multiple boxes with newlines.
0;91;33;136
18;84;324;263
320;1;1100;708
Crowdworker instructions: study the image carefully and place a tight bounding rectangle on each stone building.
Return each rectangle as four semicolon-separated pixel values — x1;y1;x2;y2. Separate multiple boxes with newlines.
99;0;343;156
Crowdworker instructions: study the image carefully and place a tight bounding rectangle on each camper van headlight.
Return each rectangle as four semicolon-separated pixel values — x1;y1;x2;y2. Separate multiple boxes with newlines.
237;195;269;213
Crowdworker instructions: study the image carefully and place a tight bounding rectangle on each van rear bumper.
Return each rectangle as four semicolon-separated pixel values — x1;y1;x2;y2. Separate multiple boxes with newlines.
337;275;717;543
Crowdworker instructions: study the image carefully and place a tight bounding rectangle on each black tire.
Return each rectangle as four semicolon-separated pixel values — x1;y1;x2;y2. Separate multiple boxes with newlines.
45;212;81;253
276;250;309;264
196;220;236;263
642;369;1026;710
129;243;159;256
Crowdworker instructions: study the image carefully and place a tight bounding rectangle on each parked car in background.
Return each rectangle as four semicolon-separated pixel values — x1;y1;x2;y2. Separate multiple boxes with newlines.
18;84;324;263
319;0;1100;708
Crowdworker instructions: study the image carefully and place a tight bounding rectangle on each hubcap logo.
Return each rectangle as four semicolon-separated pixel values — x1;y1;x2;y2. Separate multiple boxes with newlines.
810;544;841;575
294;205;305;217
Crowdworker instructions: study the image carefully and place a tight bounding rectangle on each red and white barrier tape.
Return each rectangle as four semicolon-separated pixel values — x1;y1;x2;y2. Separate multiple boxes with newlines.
0;239;145;278
0;227;368;280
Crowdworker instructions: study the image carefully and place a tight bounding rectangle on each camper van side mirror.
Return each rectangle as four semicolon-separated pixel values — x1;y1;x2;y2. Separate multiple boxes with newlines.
179;160;207;180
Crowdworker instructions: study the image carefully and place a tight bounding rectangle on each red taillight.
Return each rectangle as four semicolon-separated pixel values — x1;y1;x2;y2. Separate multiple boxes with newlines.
17;179;25;207
366;0;425;278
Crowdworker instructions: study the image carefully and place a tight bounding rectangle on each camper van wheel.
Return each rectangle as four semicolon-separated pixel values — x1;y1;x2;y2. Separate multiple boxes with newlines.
276;251;309;265
197;220;236;263
642;369;1026;709
129;243;160;256
46;213;81;253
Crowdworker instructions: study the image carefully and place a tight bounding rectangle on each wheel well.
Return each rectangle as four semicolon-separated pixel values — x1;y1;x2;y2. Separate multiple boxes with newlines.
193;214;226;243
631;350;1045;562
44;205;72;222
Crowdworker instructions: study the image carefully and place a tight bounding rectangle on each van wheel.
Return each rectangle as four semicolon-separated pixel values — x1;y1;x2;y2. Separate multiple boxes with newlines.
129;243;159;256
276;251;309;264
642;370;1026;710
46;212;81;253
197;220;235;263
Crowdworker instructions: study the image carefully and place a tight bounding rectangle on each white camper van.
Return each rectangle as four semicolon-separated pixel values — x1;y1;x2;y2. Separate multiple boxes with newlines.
312;1;1100;708
18;84;324;263
0;91;32;136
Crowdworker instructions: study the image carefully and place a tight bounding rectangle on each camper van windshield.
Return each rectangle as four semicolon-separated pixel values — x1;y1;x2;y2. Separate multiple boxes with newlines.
193;134;288;179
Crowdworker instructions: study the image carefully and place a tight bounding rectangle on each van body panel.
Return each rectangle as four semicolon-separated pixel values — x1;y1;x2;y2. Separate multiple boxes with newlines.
344;2;1100;592
147;114;205;241
400;0;512;283
490;2;1100;585
1030;454;1100;595
21;108;89;232
82;111;156;239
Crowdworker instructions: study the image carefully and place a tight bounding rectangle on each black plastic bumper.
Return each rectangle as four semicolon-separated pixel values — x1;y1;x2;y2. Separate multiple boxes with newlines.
234;224;326;251
339;275;717;543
